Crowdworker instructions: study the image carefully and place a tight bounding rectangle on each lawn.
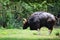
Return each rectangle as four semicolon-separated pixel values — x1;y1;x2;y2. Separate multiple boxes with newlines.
0;27;60;40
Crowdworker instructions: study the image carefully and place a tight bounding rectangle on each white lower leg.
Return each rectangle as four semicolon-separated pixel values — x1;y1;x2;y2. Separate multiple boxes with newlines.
37;29;40;35
48;30;52;35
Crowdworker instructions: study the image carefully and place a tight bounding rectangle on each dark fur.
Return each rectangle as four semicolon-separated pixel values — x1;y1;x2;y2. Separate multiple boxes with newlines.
23;12;56;31
0;21;7;28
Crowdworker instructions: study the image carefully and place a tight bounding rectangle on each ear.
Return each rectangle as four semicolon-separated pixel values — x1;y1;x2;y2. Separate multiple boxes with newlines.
23;18;27;24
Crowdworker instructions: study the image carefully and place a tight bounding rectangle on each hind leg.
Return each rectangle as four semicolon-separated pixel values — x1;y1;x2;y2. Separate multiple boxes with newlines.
48;26;53;35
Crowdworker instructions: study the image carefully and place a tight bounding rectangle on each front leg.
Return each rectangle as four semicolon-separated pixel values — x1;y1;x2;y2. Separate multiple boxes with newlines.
37;28;40;35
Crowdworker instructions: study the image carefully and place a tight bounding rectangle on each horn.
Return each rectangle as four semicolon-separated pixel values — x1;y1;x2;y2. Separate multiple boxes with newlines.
23;18;27;24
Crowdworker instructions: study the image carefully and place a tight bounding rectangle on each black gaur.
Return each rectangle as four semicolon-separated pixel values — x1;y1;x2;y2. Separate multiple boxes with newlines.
23;11;56;35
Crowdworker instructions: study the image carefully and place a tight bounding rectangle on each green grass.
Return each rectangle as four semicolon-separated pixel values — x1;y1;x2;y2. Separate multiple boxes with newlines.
0;27;60;40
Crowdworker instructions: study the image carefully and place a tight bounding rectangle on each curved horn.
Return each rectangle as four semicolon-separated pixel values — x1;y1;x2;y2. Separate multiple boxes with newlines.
23;18;27;24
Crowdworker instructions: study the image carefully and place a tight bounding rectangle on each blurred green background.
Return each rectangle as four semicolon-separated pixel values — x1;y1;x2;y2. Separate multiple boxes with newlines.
0;0;60;28
0;0;60;40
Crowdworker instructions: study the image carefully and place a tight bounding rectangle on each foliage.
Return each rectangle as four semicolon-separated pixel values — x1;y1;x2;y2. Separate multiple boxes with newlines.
0;0;60;28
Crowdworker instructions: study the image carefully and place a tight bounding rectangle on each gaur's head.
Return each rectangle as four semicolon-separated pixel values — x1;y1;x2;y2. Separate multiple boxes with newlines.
23;18;29;29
